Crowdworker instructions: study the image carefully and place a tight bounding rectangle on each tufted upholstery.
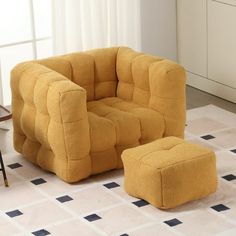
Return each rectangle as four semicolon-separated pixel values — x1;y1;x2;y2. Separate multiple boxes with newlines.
11;47;186;183
122;137;217;209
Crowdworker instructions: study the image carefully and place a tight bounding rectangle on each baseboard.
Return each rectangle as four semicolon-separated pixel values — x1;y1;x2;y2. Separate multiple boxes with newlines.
187;72;236;103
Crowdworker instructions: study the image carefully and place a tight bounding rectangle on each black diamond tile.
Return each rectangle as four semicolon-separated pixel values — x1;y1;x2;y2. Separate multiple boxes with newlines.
164;218;182;227
32;229;50;236
6;209;23;218
7;163;22;169
132;199;149;207
103;182;120;189
230;149;236;154
201;135;215;140
222;174;236;181
31;178;47;185
211;204;230;212
120;234;129;236
84;213;101;222
56;195;73;203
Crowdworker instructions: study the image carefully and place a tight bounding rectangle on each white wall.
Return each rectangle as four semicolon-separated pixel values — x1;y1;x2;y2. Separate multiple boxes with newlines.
140;0;177;61
0;62;3;104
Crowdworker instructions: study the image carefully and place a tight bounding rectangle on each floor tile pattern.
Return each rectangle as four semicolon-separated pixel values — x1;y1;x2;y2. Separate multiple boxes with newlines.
132;200;149;207
164;218;182;227
211;204;230;212
1;105;236;235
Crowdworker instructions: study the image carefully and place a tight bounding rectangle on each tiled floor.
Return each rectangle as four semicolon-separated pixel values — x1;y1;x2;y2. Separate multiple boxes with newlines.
0;104;236;235
1;86;236;235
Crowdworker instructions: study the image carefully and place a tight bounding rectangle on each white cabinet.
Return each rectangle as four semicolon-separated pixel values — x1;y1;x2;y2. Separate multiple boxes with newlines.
177;0;207;77
177;0;236;103
208;0;236;88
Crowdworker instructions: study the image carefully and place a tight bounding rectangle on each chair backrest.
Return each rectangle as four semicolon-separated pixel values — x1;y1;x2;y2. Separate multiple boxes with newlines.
116;47;164;107
37;47;119;102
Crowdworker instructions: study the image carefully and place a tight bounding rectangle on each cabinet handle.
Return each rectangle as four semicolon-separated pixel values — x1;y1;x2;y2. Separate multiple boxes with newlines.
211;0;236;7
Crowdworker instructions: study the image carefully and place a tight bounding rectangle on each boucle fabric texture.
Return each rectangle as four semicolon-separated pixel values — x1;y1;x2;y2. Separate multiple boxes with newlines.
11;47;186;182
122;137;217;209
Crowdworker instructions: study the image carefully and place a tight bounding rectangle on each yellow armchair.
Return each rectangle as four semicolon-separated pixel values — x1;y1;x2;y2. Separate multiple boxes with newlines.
11;47;186;182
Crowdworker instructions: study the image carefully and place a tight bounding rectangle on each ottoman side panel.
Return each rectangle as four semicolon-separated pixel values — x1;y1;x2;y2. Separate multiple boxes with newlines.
123;155;163;207
161;152;217;209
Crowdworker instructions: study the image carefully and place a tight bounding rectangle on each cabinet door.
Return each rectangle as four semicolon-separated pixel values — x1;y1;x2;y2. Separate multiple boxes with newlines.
208;0;236;88
177;0;207;76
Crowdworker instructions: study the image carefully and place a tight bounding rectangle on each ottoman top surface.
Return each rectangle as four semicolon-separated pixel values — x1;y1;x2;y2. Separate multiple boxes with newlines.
122;137;214;169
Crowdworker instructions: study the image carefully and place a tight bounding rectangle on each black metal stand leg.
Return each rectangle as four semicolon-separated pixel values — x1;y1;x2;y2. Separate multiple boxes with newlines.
0;150;8;187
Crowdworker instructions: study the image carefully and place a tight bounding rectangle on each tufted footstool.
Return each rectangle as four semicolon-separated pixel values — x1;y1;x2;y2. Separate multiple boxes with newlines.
121;137;217;209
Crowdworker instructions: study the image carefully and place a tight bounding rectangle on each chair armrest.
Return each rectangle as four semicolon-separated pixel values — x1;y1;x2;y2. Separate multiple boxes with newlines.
11;62;91;182
149;60;186;138
116;47;186;138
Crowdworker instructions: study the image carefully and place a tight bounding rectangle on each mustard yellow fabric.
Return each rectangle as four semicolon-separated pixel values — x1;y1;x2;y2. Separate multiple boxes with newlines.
122;137;217;209
11;47;186;183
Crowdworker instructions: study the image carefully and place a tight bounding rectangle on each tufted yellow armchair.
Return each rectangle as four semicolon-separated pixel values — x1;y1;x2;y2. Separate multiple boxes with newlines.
11;47;186;183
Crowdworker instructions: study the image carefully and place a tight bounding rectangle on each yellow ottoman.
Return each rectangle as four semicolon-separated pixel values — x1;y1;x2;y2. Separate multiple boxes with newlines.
121;137;217;209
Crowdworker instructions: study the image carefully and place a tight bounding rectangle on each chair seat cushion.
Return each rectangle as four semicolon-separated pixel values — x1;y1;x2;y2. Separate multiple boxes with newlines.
87;97;165;152
121;137;217;209
86;97;165;174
